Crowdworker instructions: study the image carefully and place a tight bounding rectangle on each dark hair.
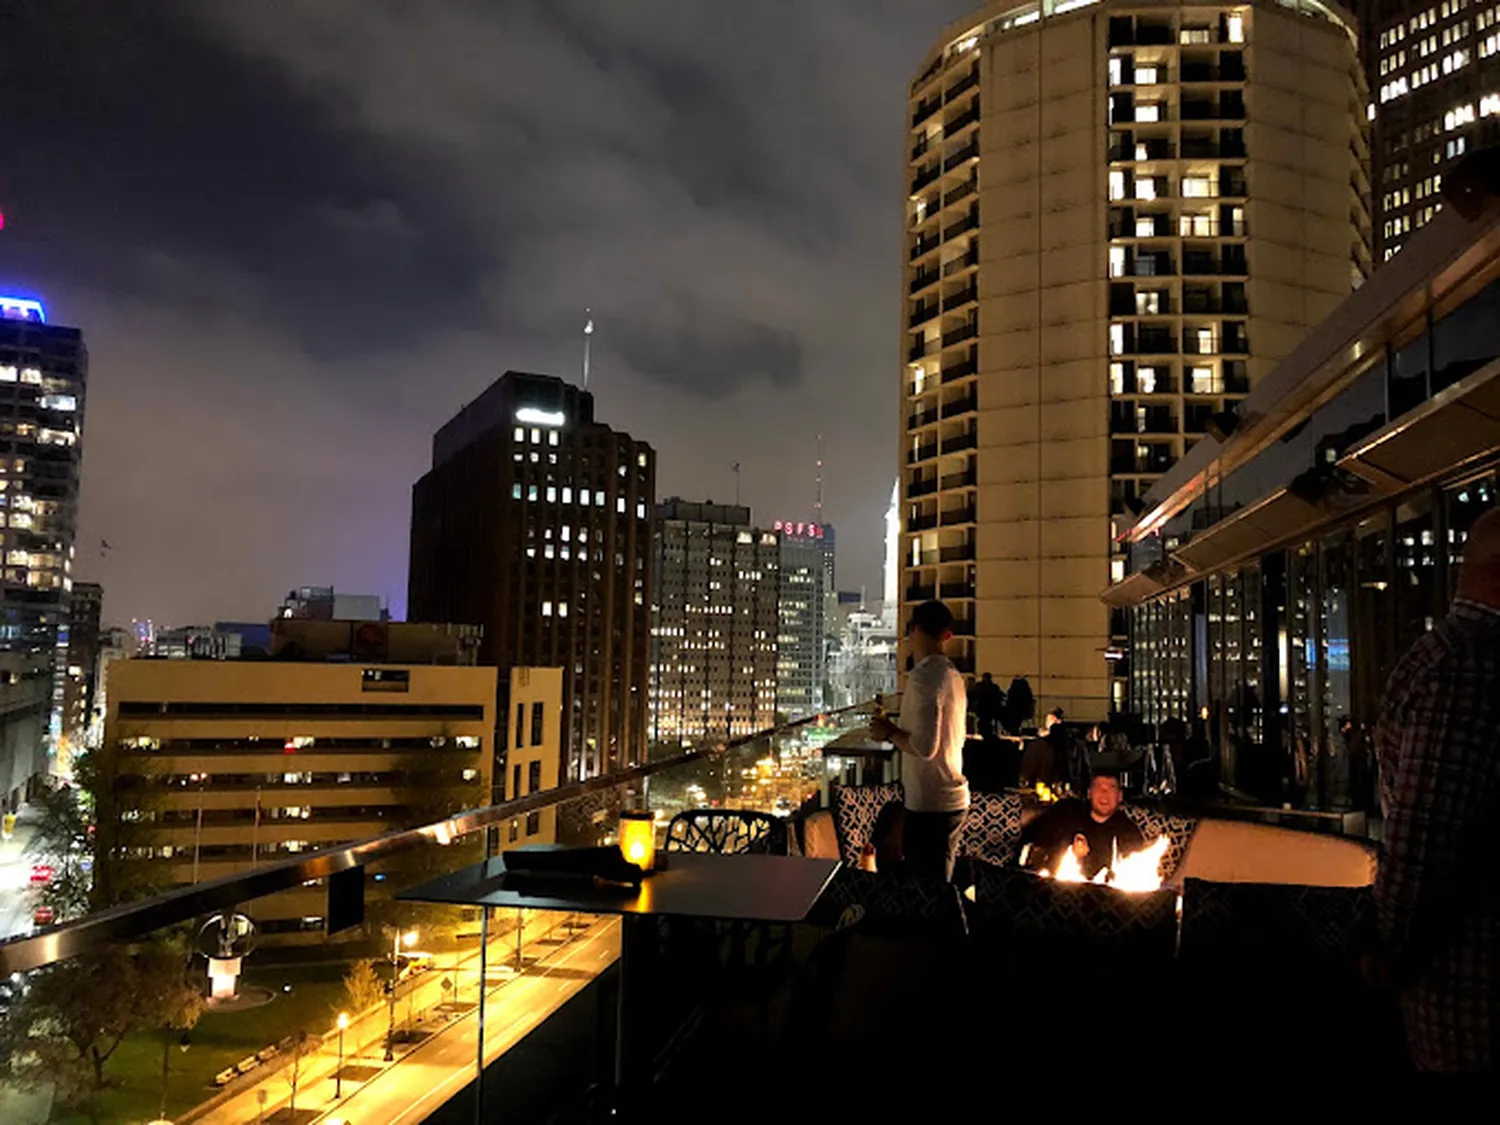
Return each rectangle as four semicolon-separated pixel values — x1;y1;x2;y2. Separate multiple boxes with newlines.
1048;707;1065;721
909;599;954;638
1090;768;1123;785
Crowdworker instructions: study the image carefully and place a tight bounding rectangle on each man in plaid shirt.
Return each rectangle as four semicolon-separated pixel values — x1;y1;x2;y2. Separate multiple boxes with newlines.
1377;507;1500;1071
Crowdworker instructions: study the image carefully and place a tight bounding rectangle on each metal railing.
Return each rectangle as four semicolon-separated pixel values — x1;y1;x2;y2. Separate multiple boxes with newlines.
0;704;872;975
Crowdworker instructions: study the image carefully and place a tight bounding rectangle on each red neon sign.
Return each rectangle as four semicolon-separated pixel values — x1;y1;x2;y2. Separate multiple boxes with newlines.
772;520;822;538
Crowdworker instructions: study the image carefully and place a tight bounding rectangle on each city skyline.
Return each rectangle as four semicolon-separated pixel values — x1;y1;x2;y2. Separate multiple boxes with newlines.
0;1;985;627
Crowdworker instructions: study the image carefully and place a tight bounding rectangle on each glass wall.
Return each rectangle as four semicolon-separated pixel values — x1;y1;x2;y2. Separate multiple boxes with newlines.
1126;458;1500;814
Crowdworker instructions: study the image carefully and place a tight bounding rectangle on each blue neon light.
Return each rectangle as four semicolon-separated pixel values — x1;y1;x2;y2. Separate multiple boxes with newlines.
0;296;45;323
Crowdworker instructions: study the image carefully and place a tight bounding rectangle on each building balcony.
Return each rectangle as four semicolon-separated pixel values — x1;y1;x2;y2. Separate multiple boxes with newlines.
910;267;941;294
907;512;939;532
909;234;941;262
912;96;942;127
944;67;979;102
905;583;937;601
907;407;940;430
942;322;978;349
940;580;976;600
908;339;935;362
944;104;981;138
909;477;939;498
1110;409;1178;435
943;176;978;208
943;244;980;277
950;616;976;636
909;302;939;329
943;284;979;312
941;430;978;455
907;442;939;465
940;467;978;490
940;503;976;526
943;139;979;171
941;394;978;418
939;543;976;563
941;355;978;382
911;164;942;193
942;212;979;244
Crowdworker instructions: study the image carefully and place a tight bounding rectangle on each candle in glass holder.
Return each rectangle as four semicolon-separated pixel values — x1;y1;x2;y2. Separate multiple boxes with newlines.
618;810;656;871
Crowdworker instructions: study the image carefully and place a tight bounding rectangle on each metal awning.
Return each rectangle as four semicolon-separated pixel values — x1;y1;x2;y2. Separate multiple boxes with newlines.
1339;357;1500;492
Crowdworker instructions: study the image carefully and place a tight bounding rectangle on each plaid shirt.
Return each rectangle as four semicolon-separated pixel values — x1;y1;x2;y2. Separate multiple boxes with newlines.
1376;597;1500;1072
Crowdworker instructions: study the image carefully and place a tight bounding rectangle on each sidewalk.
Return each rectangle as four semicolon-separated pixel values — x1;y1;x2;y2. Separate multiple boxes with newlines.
185;914;611;1125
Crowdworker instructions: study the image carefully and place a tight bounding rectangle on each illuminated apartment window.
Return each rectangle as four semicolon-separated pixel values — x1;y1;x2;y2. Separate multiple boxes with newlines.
1182;177;1212;198
1109;170;1128;200
1137;366;1158;393
1108;57;1124;85
1135;217;1156;237
1137;177;1158;201
1190;365;1220;394
1136;291;1161;314
1180;213;1213;236
1110;362;1127;394
1136;66;1159;84
1227;13;1245;42
1110;324;1126;355
1193;327;1215;354
1180;27;1211;43
1136;103;1161;123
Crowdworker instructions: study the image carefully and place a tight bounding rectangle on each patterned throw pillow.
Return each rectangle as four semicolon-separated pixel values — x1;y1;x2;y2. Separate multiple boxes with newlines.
1179;878;1374;964
830;782;904;868
806;867;967;938
968;861;1177;956
1121;804;1198;881
959;791;1025;867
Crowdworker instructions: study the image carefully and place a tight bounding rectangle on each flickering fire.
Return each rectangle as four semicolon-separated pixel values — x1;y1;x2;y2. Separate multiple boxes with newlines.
1039;834;1170;893
1034;781;1059;804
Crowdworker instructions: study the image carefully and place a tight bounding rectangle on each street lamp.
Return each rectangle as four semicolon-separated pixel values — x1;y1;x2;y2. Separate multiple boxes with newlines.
335;1012;349;1098
384;927;418;1061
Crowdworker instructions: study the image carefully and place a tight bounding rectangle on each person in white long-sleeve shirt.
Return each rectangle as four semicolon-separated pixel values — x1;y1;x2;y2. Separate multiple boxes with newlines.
869;599;970;881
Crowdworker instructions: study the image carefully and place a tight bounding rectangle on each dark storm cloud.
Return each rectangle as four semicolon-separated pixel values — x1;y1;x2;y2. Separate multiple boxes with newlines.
0;0;976;624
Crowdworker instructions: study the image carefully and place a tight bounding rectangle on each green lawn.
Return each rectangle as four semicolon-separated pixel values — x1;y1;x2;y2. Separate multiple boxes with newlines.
53;962;348;1125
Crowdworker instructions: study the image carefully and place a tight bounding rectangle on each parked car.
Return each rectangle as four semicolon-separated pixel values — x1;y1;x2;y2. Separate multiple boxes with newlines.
32;905;54;928
28;864;53;887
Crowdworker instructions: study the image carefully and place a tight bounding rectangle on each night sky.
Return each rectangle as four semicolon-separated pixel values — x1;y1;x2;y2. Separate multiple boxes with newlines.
0;1;973;625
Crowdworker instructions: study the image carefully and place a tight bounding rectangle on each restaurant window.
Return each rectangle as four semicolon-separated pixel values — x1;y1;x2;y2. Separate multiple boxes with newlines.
1394;492;1439;658
1352;514;1393;800
1431;273;1500;393
1288;543;1317;794
1319;530;1353;809
1446;471;1498;596
1388;327;1430;418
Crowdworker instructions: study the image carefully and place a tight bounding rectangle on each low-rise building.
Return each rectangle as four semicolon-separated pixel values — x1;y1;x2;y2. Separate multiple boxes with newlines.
99;626;496;943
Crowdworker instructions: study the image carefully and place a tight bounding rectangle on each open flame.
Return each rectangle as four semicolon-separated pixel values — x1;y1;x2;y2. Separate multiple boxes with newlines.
1039;834;1170;893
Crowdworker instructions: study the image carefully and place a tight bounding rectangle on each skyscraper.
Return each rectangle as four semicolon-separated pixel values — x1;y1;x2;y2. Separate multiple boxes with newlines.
774;518;829;717
1363;0;1500;260
901;0;1369;719
61;580;102;758
0;295;87;787
648;498;780;751
408;372;654;780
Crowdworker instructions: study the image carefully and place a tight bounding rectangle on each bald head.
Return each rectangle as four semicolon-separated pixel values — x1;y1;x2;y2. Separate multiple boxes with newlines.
1456;508;1500;607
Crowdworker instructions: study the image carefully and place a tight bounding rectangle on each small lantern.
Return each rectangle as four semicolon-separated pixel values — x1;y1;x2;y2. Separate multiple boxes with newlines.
618;810;656;871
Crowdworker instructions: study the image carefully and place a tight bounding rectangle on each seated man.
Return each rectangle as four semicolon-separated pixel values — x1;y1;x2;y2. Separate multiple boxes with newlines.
1019;770;1144;880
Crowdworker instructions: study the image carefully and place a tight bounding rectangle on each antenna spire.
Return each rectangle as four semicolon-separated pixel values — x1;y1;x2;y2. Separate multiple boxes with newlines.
814;433;824;522
582;309;594;390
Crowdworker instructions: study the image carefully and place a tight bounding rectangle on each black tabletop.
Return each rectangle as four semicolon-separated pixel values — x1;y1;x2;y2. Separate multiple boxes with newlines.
397;851;840;923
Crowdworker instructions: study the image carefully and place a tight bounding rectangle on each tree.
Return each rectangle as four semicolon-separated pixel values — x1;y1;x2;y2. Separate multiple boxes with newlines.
343;958;383;1015
281;1029;318;1119
6;940;203;1103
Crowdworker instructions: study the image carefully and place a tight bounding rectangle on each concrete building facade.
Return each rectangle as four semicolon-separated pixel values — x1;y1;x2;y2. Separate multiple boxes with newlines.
649;499;780;751
503;666;562;846
1362;0;1500;260
100;643;496;942
408;372;654;781
775;521;830;719
900;0;1370;719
